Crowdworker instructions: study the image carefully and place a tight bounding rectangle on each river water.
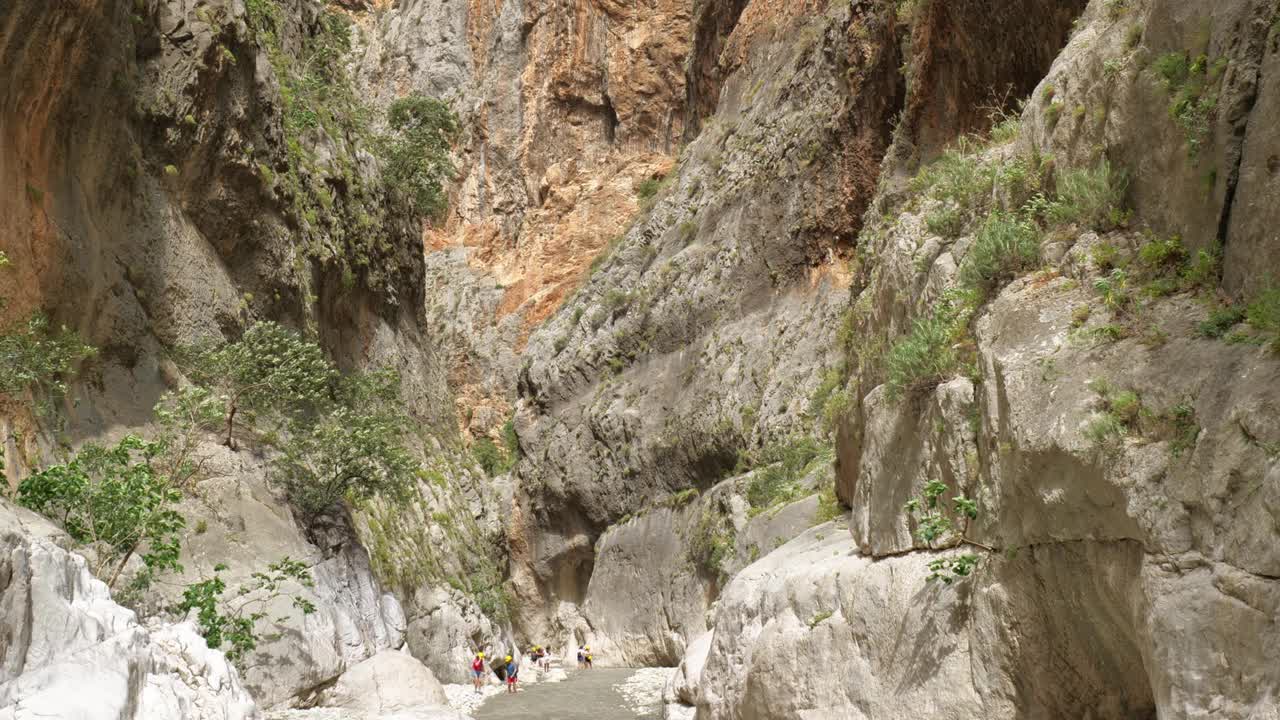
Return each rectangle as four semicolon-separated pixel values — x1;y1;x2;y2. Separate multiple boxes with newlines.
472;667;666;720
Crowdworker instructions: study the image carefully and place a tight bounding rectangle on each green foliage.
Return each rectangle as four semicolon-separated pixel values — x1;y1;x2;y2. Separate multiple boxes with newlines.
18;436;184;586
663;488;701;509
1246;286;1280;352
1084;412;1126;445
181;322;335;447
176;557;317;664
814;481;845;524
635;177;663;199
1093;269;1132;314
903;479;986;583
1197;305;1244;338
1160;401;1200;457
502;417;519;460
689;503;736;578
911;138;996;237
376;94;459;219
884;290;975;400
472;436;512;477
1042;160;1128;229
179;322;420;515
989;111;1022;144
808;610;833;628
958;212;1040;299
244;0;280;32
1084;382;1140;447
274;370;418;514
927;554;980;584
742;436;832;515
467;561;512;625
0;314;96;400
1153;52;1226;158
1104;0;1131;20
807;367;843;423
1137;235;1187;271
1045;100;1064;129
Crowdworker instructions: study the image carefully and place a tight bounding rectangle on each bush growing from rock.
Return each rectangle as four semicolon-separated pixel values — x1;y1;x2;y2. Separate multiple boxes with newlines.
884;290;975;400
0;254;96;408
175;557;317;663
18;435;185;587
273;370;418;514
181;321;335;448
1043;159;1128;230
376;93;459;219
902;479;988;584
958;211;1040;299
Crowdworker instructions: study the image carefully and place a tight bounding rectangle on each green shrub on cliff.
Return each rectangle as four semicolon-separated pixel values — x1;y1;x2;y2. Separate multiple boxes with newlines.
742;436;832;516
958;212;1040;299
274;370;418;515
376;94;459;219
884;290;975;400
175;557;317;663
18;435;185;587
1042;159;1128;230
180;322;335;448
0;255;96;409
902;479;988;584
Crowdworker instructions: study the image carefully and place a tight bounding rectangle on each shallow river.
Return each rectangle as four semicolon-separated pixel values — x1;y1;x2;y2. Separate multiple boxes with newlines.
473;667;665;720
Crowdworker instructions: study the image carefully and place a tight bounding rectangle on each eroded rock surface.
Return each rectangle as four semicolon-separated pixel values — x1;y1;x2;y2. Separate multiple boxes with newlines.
0;502;258;720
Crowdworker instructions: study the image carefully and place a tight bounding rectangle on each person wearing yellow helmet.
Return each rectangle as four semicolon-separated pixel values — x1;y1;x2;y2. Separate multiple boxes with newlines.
471;651;486;693
584;645;593;669
505;654;519;693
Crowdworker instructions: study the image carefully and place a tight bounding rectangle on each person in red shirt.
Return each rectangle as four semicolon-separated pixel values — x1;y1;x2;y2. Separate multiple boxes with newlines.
471;652;486;693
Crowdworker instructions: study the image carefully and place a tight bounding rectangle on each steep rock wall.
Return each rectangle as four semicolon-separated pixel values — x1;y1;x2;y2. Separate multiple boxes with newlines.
506;0;907;642
674;1;1280;718
0;0;503;706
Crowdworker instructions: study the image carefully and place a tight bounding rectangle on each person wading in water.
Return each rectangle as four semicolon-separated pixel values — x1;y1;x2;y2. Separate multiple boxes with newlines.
471;652;486;694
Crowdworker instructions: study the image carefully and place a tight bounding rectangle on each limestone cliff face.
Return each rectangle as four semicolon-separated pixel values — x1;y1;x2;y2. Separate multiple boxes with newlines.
351;0;706;440
669;0;1280;718
0;0;500;706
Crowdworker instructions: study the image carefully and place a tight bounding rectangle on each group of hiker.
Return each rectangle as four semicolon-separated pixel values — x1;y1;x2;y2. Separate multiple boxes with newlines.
468;643;596;694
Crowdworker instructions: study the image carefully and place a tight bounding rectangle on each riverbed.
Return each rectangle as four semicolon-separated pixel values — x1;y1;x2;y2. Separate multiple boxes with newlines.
472;667;668;719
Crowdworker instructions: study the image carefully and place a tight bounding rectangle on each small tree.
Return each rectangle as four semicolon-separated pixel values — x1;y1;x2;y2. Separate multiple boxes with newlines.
181;322;336;448
376;94;459;219
153;385;226;491
18;435;185;586
272;370;417;514
176;557;318;664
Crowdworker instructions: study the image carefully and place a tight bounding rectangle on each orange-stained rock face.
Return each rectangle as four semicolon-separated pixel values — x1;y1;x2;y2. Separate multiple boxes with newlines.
404;0;696;434
446;0;694;314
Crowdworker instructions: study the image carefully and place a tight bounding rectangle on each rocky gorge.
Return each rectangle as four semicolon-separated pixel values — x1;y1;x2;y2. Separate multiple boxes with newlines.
2;0;1279;718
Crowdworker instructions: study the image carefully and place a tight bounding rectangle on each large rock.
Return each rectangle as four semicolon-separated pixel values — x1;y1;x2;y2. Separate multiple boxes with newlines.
0;502;257;720
136;442;409;709
661;631;710;720
688;521;1280;719
580;468;828;667
403;587;500;685
320;650;447;714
